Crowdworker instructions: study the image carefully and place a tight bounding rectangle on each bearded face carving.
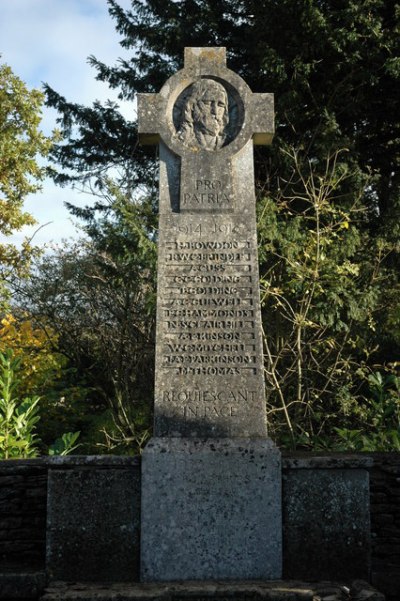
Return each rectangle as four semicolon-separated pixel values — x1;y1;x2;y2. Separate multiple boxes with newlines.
175;79;230;151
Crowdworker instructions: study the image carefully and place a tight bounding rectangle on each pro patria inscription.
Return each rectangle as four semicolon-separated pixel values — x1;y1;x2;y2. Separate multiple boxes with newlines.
138;47;274;437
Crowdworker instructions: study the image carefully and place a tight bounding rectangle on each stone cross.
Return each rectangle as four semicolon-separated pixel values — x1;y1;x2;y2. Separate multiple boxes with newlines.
138;48;281;583
138;47;274;438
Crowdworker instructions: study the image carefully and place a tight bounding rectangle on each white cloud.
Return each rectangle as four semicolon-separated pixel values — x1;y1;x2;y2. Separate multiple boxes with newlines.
0;0;134;247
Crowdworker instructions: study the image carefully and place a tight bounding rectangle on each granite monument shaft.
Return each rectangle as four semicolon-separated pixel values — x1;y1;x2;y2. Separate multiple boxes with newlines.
138;47;274;438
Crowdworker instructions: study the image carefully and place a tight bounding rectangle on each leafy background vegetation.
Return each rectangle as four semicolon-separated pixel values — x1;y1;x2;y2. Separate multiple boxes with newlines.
2;0;399;454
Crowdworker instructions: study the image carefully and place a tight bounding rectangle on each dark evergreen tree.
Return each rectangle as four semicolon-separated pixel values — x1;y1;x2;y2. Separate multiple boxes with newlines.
46;0;400;228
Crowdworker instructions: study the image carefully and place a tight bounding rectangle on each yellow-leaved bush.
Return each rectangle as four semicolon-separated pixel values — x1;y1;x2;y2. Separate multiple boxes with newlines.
0;313;66;398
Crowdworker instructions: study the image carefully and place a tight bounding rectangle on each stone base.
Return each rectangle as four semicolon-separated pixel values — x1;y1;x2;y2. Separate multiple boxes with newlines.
40;580;385;601
140;438;282;581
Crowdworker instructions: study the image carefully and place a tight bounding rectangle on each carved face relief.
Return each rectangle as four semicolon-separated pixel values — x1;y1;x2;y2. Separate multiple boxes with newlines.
174;79;236;151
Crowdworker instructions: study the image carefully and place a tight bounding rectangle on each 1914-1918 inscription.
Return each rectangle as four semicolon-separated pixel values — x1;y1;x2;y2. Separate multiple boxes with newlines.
138;47;274;437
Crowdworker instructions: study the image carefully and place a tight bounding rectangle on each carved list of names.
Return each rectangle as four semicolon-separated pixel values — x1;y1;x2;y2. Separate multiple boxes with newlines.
154;210;266;437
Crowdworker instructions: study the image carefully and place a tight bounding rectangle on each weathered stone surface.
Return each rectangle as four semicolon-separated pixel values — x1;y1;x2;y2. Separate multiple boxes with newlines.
138;46;281;583
0;570;46;599
47;455;138;467
46;459;140;582
39;580;385;601
349;580;385;601
282;452;374;470
282;468;370;582
138;47;274;438
141;438;282;581
0;454;397;597
0;459;47;570
40;580;314;601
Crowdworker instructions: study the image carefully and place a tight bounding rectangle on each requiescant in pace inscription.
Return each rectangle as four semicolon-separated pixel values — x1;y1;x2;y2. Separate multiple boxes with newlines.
138;47;274;437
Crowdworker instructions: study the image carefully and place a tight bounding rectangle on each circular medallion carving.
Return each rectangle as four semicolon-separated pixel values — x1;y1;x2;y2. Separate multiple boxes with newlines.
172;78;242;152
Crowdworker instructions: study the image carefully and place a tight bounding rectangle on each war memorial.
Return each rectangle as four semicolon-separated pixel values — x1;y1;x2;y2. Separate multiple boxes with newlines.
0;48;390;601
137;46;280;581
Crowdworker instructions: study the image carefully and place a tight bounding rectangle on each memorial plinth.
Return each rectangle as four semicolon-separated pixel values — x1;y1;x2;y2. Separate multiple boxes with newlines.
139;47;282;581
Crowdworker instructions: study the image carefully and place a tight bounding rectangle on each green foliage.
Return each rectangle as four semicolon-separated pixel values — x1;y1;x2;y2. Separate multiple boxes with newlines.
0;62;56;304
334;372;400;451
0;312;67;398
15;185;156;455
259;148;399;449
0;63;51;205
0;349;85;458
0;350;40;458
0;311;86;450
48;431;81;456
96;401;151;455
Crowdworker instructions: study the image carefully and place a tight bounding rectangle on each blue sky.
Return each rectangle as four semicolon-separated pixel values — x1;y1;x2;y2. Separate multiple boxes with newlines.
1;0;133;250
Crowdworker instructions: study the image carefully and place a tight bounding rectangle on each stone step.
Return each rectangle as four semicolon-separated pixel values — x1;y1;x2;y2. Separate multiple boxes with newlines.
0;570;46;599
39;580;373;601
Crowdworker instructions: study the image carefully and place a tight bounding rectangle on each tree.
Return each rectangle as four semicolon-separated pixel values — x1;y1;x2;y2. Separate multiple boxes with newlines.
14;185;157;454
0;62;55;300
259;148;400;448
39;0;399;449
0;311;82;449
46;1;400;222
44;0;400;357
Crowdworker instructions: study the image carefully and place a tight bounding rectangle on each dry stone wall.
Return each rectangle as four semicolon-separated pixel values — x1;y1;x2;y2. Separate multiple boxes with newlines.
282;454;372;583
0;454;399;601
0;459;47;570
